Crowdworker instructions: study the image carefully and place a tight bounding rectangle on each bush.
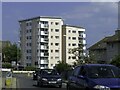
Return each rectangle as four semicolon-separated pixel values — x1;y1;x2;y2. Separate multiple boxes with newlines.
24;66;36;71
2;63;12;68
110;55;120;68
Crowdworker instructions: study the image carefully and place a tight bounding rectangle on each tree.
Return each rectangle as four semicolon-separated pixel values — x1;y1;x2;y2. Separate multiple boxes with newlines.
68;43;85;65
55;61;71;74
110;55;120;67
2;43;21;63
55;61;72;80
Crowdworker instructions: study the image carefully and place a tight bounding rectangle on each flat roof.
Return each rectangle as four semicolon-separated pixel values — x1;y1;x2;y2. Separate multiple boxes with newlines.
63;24;85;29
19;16;63;22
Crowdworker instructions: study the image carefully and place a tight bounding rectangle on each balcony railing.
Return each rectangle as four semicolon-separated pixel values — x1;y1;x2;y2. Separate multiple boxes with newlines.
41;60;48;64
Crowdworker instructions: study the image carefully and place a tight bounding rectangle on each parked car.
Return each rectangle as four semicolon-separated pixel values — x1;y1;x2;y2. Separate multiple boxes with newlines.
37;69;62;88
33;69;40;80
67;64;120;90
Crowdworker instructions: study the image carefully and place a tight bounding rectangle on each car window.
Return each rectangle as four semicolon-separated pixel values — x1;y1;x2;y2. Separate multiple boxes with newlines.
73;67;80;76
88;66;119;78
41;69;59;75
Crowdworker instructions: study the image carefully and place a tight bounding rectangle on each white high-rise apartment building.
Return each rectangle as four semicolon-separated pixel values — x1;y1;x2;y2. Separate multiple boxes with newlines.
62;25;86;65
19;16;63;69
19;16;86;69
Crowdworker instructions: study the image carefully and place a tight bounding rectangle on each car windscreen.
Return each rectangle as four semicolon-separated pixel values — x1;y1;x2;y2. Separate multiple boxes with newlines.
41;69;59;75
87;66;120;78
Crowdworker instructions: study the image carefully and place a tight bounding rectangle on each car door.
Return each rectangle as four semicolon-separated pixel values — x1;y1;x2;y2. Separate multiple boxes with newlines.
76;66;88;89
68;66;81;88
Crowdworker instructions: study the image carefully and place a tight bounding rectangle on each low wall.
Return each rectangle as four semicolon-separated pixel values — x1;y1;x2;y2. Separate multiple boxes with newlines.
13;71;35;74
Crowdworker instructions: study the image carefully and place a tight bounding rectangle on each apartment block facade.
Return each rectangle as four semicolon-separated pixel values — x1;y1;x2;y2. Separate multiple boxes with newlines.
62;25;86;65
19;16;86;69
89;30;120;63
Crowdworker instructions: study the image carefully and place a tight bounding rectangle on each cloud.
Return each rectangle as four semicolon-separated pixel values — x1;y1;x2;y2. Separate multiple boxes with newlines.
60;2;118;47
61;2;118;20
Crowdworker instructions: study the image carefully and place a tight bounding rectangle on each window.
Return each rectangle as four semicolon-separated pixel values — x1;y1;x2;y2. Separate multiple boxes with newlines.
51;57;53;59
26;56;28;59
55;57;59;59
37;50;39;52
55;43;59;46
26;23;29;26
50;36;53;38
72;30;76;33
55;29;59;32
55;22;59;25
29;36;32;39
73;67;80;76
72;56;76;59
26;36;29;40
51;43;53;45
68;30;71;33
68;44;71;46
68;56;71;59
51;50;53;53
55;50;59;52
55;36;59;39
29;43;31;46
72;37;76;40
72;44;76;46
51;22;53;25
51;64;53;66
68;37;71;39
51;29;53;32
30;29;32;33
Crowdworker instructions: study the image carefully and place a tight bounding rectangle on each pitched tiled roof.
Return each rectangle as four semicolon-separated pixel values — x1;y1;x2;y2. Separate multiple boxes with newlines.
89;37;109;50
89;30;120;50
105;34;120;42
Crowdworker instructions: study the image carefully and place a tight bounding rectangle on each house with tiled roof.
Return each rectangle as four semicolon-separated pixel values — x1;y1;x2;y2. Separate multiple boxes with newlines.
89;30;120;63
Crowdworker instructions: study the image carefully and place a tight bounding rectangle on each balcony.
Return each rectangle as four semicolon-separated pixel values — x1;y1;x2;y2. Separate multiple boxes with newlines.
40;52;49;57
41;60;48;64
41;45;48;50
41;24;48;28
82;34;86;38
41;38;48;43
41;31;48;35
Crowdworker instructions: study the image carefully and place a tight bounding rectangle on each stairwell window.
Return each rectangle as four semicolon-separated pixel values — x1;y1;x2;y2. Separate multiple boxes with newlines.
55;50;59;53
55;29;59;32
72;30;76;33
55;22;59;25
72;37;76;40
55;43;59;46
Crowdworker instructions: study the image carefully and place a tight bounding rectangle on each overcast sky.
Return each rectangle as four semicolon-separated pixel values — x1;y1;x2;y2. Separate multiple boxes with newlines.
2;2;119;48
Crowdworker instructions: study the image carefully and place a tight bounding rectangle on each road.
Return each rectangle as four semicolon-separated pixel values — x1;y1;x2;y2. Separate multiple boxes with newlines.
13;74;66;90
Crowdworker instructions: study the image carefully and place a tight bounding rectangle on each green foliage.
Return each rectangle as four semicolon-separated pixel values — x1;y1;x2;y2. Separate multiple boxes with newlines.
2;43;21;63
68;44;85;65
24;66;36;71
110;55;120;67
2;63;12;68
55;61;71;74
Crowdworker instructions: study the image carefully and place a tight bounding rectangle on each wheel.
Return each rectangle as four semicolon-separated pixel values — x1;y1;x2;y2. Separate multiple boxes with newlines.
37;81;40;87
39;81;43;87
58;85;62;88
67;84;70;90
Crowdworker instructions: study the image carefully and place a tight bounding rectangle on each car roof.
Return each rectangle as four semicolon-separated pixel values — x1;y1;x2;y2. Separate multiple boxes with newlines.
76;64;116;68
